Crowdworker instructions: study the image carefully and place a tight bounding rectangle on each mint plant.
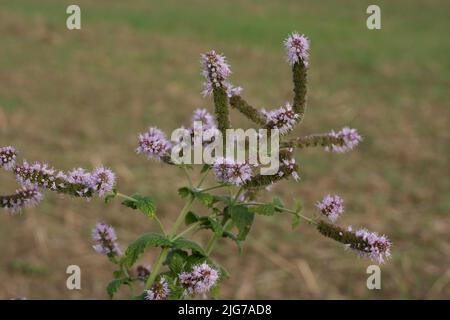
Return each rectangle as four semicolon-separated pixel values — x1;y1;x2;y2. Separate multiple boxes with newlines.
0;32;391;300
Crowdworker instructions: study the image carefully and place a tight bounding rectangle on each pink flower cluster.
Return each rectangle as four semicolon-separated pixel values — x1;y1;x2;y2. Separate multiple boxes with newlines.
0;146;17;171
284;32;310;67
179;263;219;296
350;227;392;264
201;50;242;97
145;277;170;300
325;127;362;153
213;157;253;186
136;127;172;161
0;183;43;214
263;103;300;135
92;222;122;256
316;195;344;222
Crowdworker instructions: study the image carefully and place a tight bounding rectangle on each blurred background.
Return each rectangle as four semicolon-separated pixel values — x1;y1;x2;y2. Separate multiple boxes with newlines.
0;0;449;299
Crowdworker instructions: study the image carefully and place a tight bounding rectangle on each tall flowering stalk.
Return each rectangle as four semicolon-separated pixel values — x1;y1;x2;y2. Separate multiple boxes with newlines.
2;32;391;300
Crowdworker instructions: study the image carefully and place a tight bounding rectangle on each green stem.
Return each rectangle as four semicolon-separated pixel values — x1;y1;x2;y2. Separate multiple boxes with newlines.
145;247;169;289
244;202;317;225
172;221;202;242
182;166;193;188
197;167;211;187
145;165;211;289
206;219;232;255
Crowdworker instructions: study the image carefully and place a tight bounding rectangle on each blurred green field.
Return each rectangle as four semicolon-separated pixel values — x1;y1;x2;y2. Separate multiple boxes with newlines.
0;0;449;299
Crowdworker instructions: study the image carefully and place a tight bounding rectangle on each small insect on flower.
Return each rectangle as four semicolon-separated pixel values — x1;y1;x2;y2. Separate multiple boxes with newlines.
179;263;219;296
0;183;43;213
213;157;253;186
284;32;310;67
91;167;115;197
0;146;17;171
325;127;362;153
316;195;344;222
145;277;170;300
137;127;172;161
92;222;122;256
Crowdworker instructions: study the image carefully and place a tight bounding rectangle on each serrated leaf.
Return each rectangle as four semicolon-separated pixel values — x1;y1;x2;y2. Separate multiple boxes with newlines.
273;197;284;211
294;199;304;213
107;278;128;298
121;194;156;218
125;233;172;267
185;211;199;225
172;238;206;256
230;205;255;241
291;214;301;229
178;187;193;198
213;195;233;205
167;250;188;274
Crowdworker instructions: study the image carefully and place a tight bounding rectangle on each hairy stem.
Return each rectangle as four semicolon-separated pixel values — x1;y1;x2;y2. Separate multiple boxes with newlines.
292;61;308;123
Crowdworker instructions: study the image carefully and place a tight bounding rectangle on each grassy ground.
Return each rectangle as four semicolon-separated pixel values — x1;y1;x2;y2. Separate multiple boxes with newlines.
0;0;449;299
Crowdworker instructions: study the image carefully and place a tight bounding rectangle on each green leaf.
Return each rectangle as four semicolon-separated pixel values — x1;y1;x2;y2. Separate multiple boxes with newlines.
172;238;206;256
273;197;284;211
185;211;199;225
167;250;188;274
121;194;156;218
200;164;211;173
213;195;233;206
125;233;172;267
294;199;304;213
207;217;223;236
178;187;193;198
106;278;128;298
230;205;255;241
252;203;276;216
291;214;301;229
105;189;117;204
196;192;214;207
131;293;146;300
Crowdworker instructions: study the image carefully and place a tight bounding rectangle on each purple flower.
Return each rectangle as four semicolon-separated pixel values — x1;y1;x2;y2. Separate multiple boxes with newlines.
277;157;300;181
351;227;392;264
325;127;362;153
145;277;170;300
92;222;122;256
284;32;310;67
201;50;241;97
263;103;299;135
137;127;172;161
0;146;17;171
1;183;43;213
179;263;219;295
14;161;65;191
91;167;115;197
213;157;253;186
67;168;93;197
192;108;217;131
316;195;344;222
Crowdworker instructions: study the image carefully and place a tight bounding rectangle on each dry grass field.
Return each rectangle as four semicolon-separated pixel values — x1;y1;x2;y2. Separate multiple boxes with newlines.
0;0;449;299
